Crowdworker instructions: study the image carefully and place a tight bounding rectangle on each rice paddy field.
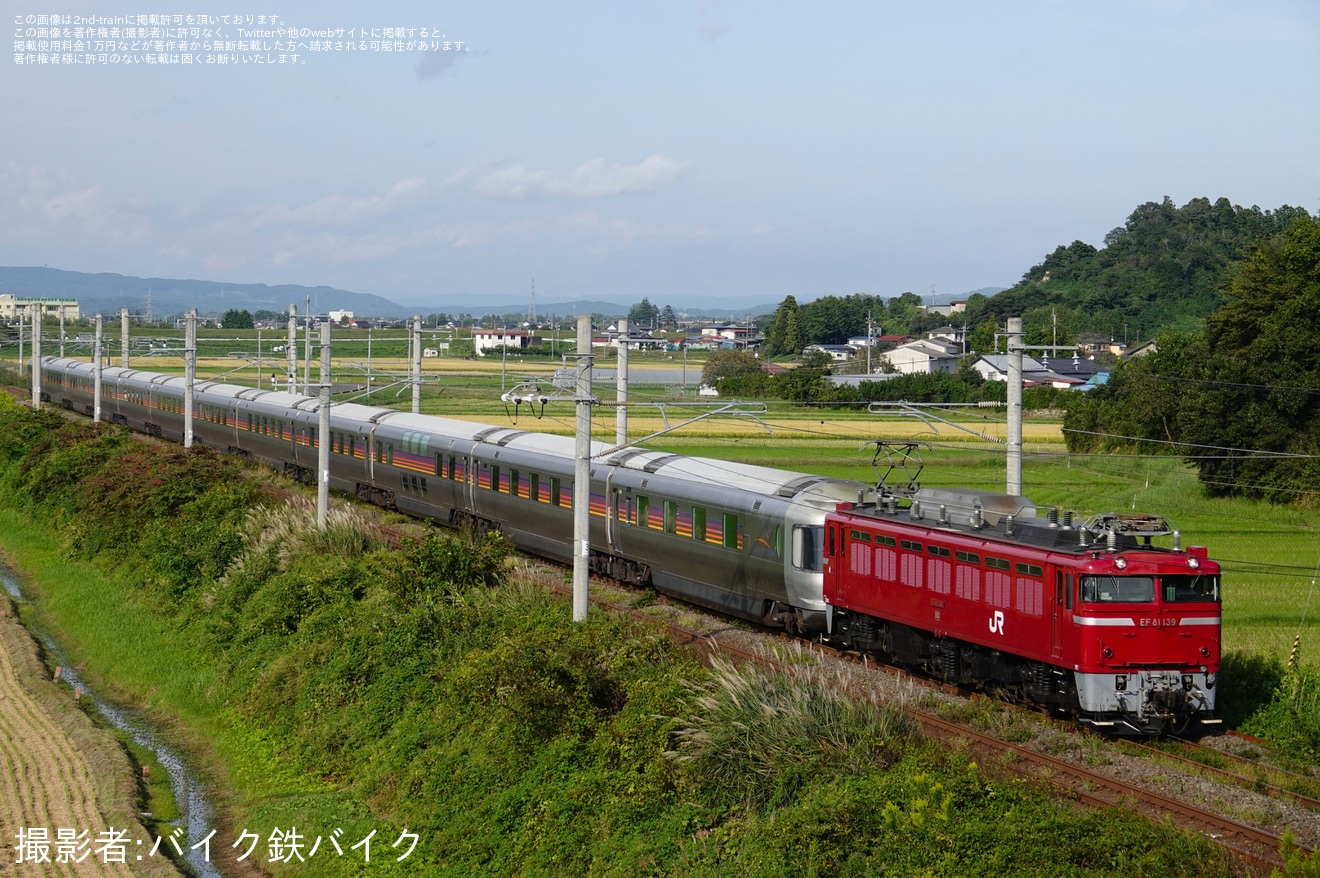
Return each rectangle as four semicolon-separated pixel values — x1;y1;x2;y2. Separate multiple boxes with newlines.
8;337;1318;667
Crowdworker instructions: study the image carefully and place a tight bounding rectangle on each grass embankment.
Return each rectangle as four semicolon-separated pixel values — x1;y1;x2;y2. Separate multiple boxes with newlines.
0;396;1262;874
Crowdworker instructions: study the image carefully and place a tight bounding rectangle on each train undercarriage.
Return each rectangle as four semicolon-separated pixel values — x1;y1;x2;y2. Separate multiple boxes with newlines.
827;608;1214;736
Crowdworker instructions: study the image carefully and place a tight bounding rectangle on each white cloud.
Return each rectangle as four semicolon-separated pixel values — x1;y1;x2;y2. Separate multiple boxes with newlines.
473;155;692;200
0;162;152;244
250;178;428;229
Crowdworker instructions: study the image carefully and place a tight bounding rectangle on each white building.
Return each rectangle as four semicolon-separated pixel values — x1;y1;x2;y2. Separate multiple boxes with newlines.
0;294;80;322
883;339;960;375
328;309;355;323
471;329;542;357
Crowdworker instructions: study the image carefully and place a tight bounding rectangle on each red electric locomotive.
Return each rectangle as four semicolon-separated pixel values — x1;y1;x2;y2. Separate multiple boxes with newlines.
822;488;1221;735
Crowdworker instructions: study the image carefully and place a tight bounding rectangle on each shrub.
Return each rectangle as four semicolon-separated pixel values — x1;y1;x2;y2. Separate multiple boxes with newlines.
1241;649;1320;764
667;655;915;811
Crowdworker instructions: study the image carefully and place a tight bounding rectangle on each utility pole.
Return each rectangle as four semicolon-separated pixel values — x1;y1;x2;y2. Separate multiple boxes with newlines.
1006;317;1024;496
412;314;422;414
287;305;297;392
573;314;593;622
616;317;628;445
120;308;129;368
866;312;873;374
93;315;103;423
59;310;65;358
184;309;196;448
317;319;331;532
29;304;41;409
303;295;312;395
16;306;24;380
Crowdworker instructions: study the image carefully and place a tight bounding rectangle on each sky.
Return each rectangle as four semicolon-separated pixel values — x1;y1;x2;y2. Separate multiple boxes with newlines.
3;0;1318;310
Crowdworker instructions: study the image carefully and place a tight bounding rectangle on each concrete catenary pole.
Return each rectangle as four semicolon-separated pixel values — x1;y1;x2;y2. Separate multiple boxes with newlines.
317;319;332;532
29;304;41;409
412;314;422;414
184;308;196;448
303;295;312;396
92;315;103;423
615;317;628;446
120;308;129;368
573;314;594;622
59;310;65;358
16;306;24;380
286;304;297;393
1006;317;1024;496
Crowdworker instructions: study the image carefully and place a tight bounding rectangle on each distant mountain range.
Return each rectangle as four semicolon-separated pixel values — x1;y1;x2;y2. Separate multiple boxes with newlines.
0;267;406;320
0;266;1001;322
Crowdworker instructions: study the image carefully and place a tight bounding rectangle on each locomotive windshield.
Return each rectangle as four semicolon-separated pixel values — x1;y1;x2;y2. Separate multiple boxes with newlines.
1080;575;1154;603
1161;574;1221;603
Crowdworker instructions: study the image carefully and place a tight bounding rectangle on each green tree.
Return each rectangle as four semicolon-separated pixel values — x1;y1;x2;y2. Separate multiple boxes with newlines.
701;349;764;390
966;319;1001;354
222;309;255;329
1183;215;1320;501
627;298;660;328
659;305;678;331
1063;214;1320;503
763;295;803;357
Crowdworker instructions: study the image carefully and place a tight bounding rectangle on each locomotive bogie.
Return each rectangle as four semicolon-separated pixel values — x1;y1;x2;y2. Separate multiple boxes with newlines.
1074;669;1217;735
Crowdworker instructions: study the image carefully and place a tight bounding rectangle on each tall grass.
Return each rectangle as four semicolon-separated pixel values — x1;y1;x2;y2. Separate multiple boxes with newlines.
669;655;915;811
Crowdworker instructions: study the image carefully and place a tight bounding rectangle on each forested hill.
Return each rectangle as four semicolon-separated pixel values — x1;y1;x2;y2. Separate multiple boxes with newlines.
963;197;1312;341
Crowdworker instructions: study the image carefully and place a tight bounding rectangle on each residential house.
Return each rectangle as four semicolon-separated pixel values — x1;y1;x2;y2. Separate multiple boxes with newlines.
472;328;542;357
927;325;966;351
804;343;859;362
884;339;960;375
970;354;1085;389
605;323;668;350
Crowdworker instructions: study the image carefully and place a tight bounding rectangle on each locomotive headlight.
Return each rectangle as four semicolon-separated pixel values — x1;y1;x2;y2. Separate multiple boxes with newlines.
1114;675;1126;690
1200;647;1210;658
1188;557;1200;569
1114;557;1128;570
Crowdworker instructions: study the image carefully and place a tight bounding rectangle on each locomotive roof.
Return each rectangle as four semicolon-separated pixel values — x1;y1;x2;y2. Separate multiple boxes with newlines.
839;491;1188;557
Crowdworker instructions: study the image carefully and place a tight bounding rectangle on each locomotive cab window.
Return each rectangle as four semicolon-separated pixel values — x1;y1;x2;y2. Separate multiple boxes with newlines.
1080;575;1154;603
1162;574;1220;603
793;525;823;572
